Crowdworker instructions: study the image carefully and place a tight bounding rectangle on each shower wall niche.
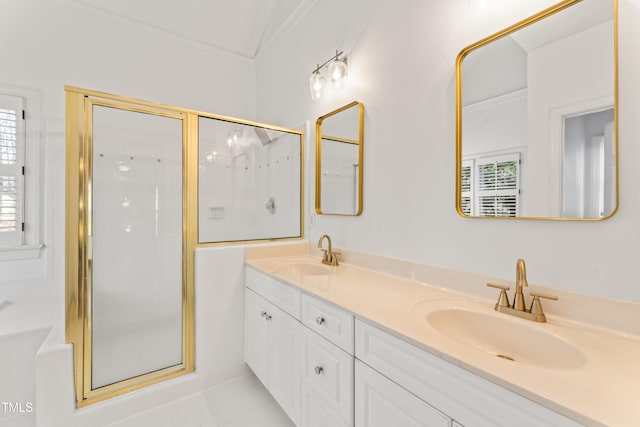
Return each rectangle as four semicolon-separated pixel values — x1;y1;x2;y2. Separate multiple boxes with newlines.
198;116;303;244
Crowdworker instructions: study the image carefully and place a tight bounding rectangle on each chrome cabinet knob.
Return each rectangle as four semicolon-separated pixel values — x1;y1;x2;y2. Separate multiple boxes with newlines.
260;311;267;318
316;316;325;325
314;365;324;375
264;313;272;321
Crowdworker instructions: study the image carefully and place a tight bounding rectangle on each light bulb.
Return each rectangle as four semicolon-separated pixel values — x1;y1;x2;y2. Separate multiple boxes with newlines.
328;58;348;88
309;72;325;101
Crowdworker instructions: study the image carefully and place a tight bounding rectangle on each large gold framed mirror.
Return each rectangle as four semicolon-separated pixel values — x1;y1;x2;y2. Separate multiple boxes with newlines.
315;101;364;215
456;0;617;220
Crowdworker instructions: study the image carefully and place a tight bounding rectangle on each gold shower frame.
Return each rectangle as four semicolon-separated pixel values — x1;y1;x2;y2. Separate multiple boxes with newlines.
65;86;304;407
65;86;197;407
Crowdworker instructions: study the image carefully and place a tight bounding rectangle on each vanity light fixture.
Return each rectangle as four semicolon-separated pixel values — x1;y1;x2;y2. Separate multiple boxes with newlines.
309;50;348;101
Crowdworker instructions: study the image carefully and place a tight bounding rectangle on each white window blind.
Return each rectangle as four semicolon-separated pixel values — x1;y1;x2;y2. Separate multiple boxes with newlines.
460;160;473;215
0;94;25;246
462;153;520;217
476;153;520;217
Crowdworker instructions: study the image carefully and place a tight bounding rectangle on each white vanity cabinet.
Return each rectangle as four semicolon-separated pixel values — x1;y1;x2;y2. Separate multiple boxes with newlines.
245;265;583;427
245;269;302;425
355;319;582;427
245;267;355;427
300;293;354;427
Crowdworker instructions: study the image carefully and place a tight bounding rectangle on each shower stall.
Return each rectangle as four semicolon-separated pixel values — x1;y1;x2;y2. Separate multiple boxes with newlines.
65;86;303;408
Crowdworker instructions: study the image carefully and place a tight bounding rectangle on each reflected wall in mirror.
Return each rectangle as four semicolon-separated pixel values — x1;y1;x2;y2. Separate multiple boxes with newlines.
456;0;617;220
198;116;303;243
315;101;364;215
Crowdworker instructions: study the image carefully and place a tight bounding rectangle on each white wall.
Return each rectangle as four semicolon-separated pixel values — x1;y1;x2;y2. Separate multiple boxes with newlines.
256;0;640;303
0;0;256;307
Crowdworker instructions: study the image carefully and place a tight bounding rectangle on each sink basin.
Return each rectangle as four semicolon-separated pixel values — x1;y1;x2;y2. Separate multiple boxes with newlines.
424;302;586;370
275;261;333;276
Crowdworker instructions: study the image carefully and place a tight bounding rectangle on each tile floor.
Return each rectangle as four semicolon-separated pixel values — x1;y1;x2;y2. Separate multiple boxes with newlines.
104;373;294;427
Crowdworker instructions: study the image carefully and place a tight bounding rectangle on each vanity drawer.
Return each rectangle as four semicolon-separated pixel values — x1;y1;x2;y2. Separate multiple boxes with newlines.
246;266;300;320
301;292;354;354
301;326;354;424
355;319;581;427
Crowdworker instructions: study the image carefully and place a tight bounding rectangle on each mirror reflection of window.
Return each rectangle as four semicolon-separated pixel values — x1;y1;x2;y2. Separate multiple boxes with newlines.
457;0;617;220
462;154;521;217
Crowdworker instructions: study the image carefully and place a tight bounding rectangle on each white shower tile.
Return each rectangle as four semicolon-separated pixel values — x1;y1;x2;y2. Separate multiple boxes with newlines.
195;247;245;313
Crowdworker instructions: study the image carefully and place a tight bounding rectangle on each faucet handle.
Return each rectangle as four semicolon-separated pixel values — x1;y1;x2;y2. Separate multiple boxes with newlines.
486;282;510;309
331;251;341;266
528;291;558;323
529;291;558;301
320;249;329;262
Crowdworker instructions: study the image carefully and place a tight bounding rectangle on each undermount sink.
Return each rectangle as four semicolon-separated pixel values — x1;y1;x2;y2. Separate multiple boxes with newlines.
275;261;333;276
422;301;586;370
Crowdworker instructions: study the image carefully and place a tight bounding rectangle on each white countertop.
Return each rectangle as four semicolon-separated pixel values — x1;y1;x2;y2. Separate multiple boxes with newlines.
246;253;640;427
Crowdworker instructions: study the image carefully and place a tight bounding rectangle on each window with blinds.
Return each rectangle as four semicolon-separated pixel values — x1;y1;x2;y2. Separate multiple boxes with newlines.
461;153;520;217
0;94;25;246
460;160;473;215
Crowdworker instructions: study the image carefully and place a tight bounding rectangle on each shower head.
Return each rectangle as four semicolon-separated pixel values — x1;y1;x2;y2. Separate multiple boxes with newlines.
254;127;284;146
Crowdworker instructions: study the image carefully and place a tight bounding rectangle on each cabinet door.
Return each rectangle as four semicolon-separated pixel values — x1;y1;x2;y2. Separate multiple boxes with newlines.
268;303;302;426
301;327;353;424
245;288;269;385
301;383;351;427
355;361;450;427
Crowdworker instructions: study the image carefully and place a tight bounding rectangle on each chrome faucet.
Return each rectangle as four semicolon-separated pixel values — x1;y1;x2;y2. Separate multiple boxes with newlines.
317;234;339;266
487;258;557;323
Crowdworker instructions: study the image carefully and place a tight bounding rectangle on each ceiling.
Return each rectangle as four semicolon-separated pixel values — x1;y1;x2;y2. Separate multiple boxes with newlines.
68;0;315;58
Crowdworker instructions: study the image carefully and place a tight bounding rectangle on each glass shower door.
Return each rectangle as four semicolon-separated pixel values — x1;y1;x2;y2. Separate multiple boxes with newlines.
90;105;184;389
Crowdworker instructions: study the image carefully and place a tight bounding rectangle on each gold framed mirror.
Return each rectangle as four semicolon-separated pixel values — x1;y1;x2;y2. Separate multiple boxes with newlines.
456;0;617;220
315;101;364;215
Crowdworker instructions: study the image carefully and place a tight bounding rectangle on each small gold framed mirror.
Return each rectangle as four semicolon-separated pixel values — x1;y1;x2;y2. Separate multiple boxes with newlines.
456;0;617;220
315;101;364;215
